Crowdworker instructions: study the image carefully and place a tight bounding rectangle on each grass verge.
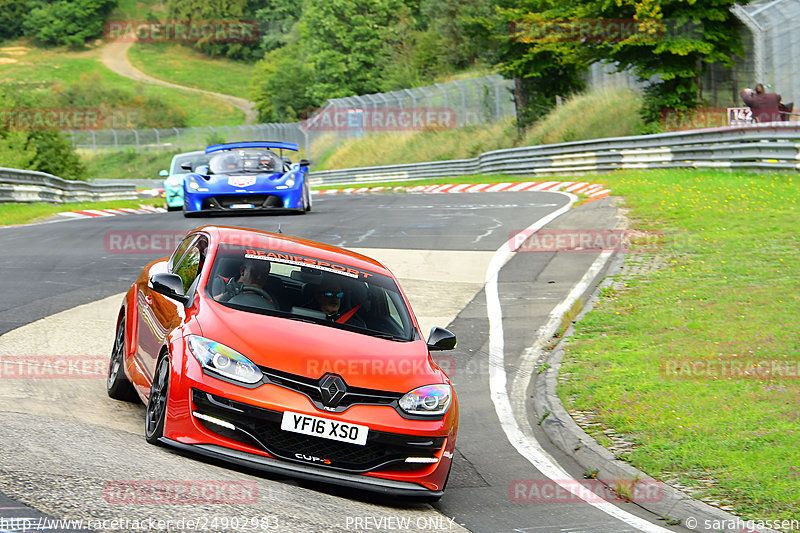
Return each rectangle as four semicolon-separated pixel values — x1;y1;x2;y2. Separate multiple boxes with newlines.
556;169;799;521
82;149;181;181
0;198;164;227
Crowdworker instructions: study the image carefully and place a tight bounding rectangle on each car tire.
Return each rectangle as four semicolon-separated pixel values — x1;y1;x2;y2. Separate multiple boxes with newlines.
107;318;139;402
304;182;312;212
145;354;170;445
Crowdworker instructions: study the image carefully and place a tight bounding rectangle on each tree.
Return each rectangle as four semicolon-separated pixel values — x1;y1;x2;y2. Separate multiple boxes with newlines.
478;1;591;132
250;41;317;122
299;0;407;101
22;0;118;47
568;0;743;122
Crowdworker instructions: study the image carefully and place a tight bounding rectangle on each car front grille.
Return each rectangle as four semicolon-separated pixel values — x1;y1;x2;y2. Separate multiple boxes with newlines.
203;195;283;210
191;389;444;473
259;365;403;413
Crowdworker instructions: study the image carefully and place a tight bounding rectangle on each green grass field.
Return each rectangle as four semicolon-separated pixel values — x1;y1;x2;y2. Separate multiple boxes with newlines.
127;43;254;99
556;169;799;521
0;42;243;126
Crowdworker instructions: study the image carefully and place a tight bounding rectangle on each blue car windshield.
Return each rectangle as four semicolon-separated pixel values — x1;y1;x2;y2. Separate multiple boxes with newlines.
208;149;283;175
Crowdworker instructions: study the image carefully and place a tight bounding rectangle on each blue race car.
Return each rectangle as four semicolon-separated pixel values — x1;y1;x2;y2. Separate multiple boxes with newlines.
161;150;210;211
183;141;311;217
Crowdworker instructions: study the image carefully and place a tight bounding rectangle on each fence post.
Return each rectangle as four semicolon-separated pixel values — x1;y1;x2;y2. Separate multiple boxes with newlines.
153;128;160;149
173;128;180;150
453;81;467;127
91;130;97;152
469;79;483;124
490;76;503;121
193;127;200;149
111;129;118;152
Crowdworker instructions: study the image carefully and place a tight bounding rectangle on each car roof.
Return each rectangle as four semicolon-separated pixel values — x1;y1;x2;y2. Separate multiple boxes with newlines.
195;226;393;277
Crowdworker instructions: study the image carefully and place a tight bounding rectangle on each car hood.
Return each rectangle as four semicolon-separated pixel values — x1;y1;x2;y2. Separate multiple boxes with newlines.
196;299;444;393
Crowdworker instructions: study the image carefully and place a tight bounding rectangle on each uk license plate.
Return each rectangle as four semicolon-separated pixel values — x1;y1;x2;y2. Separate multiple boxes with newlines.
280;411;368;446
229;203;254;209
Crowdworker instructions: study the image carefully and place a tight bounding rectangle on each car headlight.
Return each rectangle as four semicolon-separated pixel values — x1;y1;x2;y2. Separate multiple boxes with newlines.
188;176;200;190
398;384;451;416
284;173;296;187
187;335;263;384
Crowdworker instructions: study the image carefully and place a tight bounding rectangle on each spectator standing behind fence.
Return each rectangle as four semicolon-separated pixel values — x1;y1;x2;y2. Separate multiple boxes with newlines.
740;84;783;122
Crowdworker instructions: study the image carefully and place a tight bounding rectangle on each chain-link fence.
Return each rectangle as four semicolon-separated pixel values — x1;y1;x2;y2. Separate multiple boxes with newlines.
732;0;800;107
68;75;515;159
587;1;800;110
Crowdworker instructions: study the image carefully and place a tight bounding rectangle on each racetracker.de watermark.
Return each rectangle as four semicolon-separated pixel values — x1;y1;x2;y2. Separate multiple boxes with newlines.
105;20;259;43
104;231;187;254
0;108;102;131
663;358;800;380
302;107;456;132
0;356;107;379
307;358;451;377
510;479;665;504
509;229;662;253
509;17;701;43
103;480;259;505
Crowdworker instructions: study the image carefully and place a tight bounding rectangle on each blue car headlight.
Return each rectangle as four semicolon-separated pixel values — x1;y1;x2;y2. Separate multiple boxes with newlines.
398;384;452;416
187;335;263;384
276;172;297;190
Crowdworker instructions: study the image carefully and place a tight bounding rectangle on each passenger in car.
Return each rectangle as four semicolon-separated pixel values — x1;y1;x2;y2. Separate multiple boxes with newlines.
311;279;366;328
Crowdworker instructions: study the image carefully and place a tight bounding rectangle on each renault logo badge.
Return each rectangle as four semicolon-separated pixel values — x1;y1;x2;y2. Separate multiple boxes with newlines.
319;374;347;408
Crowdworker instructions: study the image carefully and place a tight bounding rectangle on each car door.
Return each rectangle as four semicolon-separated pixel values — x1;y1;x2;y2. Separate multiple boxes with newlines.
136;234;207;382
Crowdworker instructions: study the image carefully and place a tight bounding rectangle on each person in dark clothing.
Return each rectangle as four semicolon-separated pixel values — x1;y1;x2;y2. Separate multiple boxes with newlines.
740;84;783;123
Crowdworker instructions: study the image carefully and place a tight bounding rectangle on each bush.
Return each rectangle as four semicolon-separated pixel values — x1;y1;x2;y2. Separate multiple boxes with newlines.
22;0;117;47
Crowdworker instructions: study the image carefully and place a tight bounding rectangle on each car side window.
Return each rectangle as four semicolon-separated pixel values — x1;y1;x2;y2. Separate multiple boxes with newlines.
169;236;196;272
172;236;207;293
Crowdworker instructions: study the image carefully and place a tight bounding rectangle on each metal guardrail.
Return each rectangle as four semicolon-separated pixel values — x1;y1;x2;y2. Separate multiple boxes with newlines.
308;123;800;186
0;167;137;204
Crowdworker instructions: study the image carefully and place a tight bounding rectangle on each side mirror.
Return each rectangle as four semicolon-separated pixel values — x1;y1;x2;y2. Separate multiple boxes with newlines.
150;273;189;305
180;162;193;171
159;169;169;177
195;165;209;175
299;159;310;167
427;327;456;351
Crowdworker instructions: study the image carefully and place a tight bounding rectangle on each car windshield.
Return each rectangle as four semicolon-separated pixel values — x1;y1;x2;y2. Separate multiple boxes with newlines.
206;244;415;341
171;153;210;175
208;149;283;175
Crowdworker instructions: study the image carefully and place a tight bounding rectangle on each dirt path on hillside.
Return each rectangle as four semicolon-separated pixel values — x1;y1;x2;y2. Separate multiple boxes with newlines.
100;41;258;125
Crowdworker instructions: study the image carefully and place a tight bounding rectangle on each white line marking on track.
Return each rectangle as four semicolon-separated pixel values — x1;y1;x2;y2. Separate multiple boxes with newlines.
485;192;674;533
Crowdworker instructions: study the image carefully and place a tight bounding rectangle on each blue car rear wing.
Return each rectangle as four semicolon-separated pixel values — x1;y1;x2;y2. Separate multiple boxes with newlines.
205;141;299;153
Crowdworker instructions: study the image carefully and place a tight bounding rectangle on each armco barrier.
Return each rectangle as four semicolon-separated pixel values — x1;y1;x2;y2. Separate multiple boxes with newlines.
308;123;800;186
0;167;137;204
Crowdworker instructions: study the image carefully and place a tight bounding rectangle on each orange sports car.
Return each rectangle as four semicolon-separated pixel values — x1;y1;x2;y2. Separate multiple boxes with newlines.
107;225;458;500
